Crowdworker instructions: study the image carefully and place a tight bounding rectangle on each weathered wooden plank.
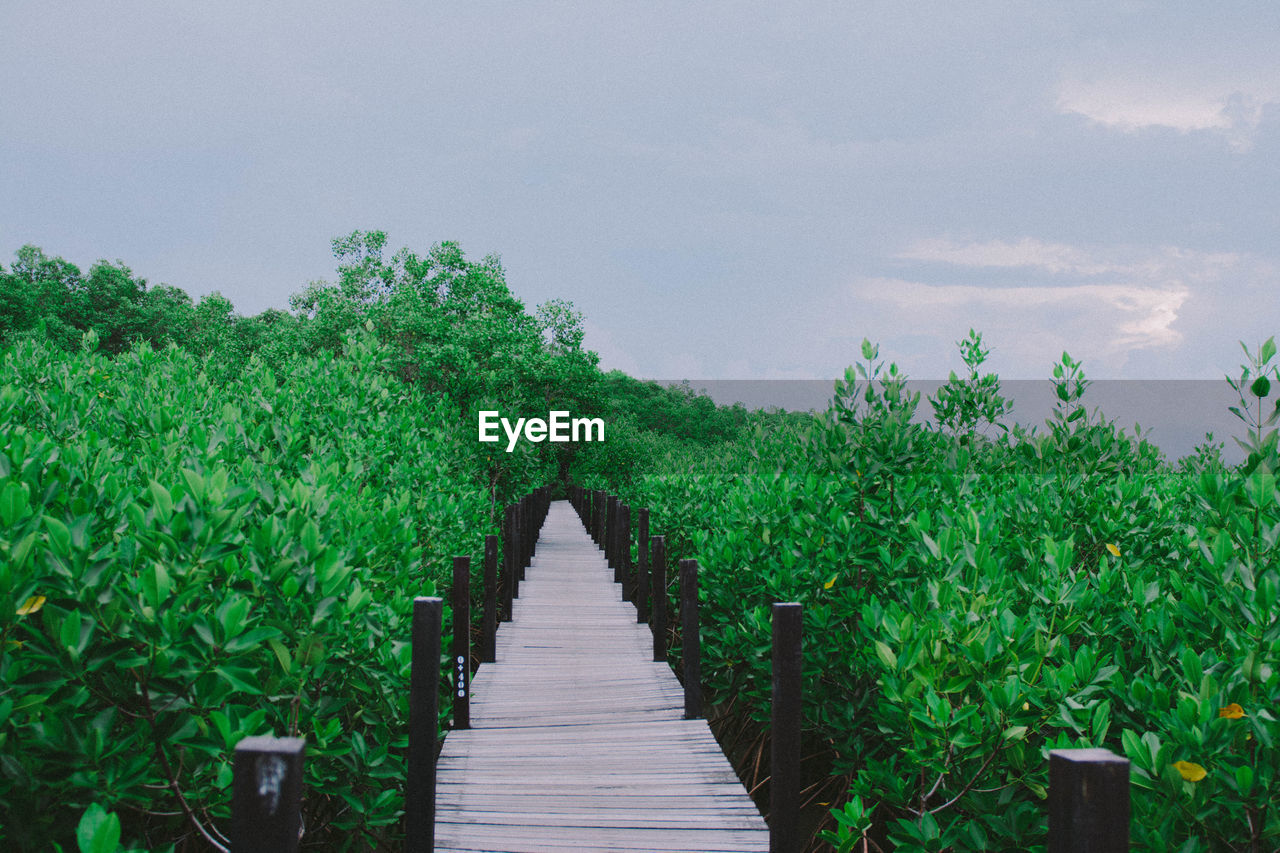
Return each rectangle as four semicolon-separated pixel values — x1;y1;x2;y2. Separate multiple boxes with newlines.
431;500;769;852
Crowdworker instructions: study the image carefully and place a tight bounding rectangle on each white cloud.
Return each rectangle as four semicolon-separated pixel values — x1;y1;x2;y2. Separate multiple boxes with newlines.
856;277;1189;360
1055;69;1280;150
900;237;1113;275
898;237;1241;282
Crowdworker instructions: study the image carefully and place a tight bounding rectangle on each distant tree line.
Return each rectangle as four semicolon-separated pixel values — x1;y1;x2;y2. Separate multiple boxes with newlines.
0;233;789;499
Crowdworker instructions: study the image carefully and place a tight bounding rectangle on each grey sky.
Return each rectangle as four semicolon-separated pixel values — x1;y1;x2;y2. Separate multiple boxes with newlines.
3;2;1278;396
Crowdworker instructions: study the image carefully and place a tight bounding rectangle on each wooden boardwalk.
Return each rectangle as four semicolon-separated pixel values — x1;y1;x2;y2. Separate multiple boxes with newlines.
434;500;770;852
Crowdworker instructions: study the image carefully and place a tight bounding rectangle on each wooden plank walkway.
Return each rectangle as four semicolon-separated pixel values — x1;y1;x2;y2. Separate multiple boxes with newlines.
434;500;770;852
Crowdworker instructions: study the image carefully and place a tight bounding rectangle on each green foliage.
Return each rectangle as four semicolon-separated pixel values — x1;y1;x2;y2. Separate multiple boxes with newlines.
0;246;197;355
12;230;1277;852
0;329;489;850
621;335;1280;852
0;231;765;850
929;329;1010;444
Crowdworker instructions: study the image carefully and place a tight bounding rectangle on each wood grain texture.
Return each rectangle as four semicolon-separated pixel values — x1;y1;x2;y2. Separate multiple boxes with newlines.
433;501;769;853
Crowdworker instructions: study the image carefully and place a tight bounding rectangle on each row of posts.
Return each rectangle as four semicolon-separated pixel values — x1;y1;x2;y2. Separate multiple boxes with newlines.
565;484;1132;853
227;486;551;852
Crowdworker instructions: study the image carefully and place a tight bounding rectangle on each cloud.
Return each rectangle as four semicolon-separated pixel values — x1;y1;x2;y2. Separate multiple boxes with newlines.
898;237;1241;282
1055;70;1280;150
858;278;1188;352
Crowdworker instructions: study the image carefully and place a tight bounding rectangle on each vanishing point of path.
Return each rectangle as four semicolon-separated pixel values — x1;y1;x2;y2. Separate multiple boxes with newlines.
434;500;770;852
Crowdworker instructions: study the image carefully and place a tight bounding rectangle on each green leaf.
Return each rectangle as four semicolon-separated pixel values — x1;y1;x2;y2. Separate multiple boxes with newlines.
10;531;37;570
215;665;263;694
267;637;293;674
218;596;250;640
0;481;30;527
62;611;83;656
874;640;898;669
45;515;72;557
224;626;282;654
150;563;171;610
76;803;121;853
300;520;320;555
1262;337;1277;365
149;481;173;523
1251;375;1271;398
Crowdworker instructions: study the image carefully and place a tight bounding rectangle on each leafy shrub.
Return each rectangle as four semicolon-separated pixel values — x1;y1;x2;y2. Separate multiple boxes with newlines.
0;328;489;850
621;335;1280;852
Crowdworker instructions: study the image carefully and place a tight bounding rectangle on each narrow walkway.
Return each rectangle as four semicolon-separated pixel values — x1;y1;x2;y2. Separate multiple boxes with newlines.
434;500;770;852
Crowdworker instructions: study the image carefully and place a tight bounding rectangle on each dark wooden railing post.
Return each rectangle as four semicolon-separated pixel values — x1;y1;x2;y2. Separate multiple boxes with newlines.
523;494;534;571
594;490;605;545
406;596;442;853
651;536;666;662
770;602;802;853
451;556;470;731
679;559;702;719
503;505;516;619
231;736;305;852
1048;749;1130;853
604;495;613;568
620;503;632;601
608;495;620;583
517;497;528;581
482;535;497;662
636;509;650;623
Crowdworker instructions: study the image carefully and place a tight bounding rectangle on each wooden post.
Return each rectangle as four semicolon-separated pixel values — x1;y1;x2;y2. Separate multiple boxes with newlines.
406;596;442;853
231;736;305;852
651;536;666;662
1048;748;1130;853
594;490;605;545
451;556;470;730
770;602;802;853
517;497;528;581
636;509;650;623
679;559;702;719
608;496;620;583
604;495;614;571
523;494;533;570
505;504;519;605
620;503;632;601
482;535;497;663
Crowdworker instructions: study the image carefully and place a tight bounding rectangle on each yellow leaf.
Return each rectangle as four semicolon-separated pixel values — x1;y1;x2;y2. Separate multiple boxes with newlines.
1173;760;1207;782
1105;543;1121;557
16;595;45;616
824;575;837;590
1219;703;1245;720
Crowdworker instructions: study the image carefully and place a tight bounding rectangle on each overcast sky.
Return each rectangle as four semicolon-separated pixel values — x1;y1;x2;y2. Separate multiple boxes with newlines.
3;2;1278;394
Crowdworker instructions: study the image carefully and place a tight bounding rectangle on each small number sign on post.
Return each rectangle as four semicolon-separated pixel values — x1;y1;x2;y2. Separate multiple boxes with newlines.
452;556;470;731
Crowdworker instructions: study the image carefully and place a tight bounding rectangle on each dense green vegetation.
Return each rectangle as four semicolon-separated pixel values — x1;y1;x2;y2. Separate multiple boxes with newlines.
611;335;1280;853
0;235;765;851
3;238;1277;852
